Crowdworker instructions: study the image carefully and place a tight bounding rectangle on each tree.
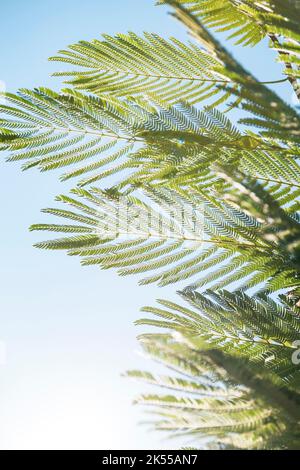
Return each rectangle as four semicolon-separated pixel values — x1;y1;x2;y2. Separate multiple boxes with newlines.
0;0;299;449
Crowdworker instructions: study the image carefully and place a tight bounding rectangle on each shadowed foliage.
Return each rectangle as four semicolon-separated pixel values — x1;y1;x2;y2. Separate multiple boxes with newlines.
1;0;300;449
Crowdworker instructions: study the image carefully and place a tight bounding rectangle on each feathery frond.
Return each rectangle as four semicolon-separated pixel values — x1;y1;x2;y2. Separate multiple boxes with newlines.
127;334;300;449
2;89;298;197
136;289;300;388
29;185;299;293
50;32;230;105
159;0;300;99
1;0;300;452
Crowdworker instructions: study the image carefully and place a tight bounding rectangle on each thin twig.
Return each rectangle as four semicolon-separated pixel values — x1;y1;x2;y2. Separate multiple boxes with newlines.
268;33;300;102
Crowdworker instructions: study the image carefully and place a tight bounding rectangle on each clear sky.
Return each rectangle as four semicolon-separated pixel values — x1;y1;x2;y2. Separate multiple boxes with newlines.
0;0;293;450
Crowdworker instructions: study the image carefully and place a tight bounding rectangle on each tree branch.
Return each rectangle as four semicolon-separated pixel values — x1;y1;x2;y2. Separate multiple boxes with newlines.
268;33;300;102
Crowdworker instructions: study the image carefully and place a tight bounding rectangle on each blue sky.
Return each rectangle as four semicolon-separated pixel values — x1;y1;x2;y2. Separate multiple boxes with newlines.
0;0;293;450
